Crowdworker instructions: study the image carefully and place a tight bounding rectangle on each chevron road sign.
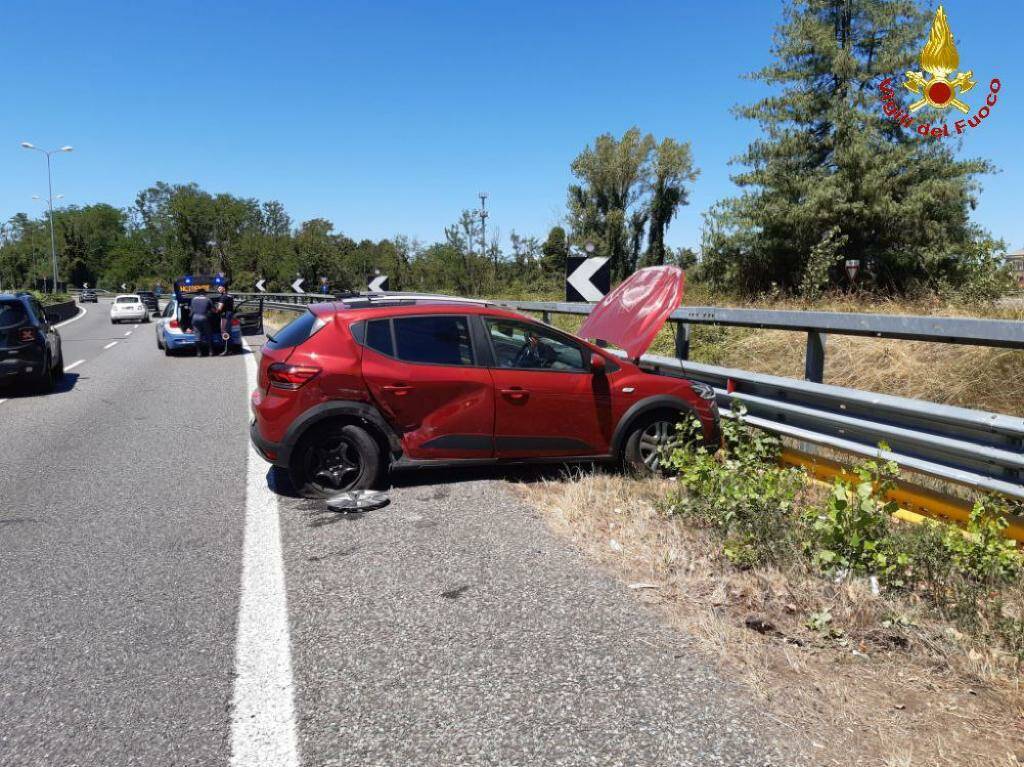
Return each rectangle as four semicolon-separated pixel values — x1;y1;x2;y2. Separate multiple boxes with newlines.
368;274;389;292
291;277;305;293
565;256;610;302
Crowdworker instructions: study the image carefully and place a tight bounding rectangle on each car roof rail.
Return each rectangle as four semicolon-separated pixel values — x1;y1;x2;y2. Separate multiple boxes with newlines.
354;291;495;306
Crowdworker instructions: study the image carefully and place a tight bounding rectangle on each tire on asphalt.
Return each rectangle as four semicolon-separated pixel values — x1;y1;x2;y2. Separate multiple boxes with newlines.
621;408;695;476
35;353;56;394
289;421;384;499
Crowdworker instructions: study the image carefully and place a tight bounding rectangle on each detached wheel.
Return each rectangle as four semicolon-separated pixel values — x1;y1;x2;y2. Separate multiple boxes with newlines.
290;422;383;498
622;411;689;475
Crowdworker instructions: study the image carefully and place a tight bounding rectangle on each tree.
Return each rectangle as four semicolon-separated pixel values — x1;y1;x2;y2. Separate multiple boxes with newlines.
567;128;698;281
645;139;699;266
541;226;568;275
702;0;996;295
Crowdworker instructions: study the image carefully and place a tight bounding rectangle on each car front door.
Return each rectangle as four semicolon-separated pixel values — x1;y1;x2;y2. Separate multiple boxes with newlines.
483;316;614;458
359;314;496;460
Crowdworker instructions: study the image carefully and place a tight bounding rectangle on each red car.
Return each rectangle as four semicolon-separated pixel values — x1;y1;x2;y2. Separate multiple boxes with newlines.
250;266;720;497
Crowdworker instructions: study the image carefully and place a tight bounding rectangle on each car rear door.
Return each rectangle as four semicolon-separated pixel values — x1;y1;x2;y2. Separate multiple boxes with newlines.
359;313;495;460
483;316;613;458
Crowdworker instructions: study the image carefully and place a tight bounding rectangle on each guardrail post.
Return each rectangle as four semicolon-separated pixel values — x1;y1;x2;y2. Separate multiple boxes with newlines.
542;310;550;324
805;331;826;383
674;323;690;360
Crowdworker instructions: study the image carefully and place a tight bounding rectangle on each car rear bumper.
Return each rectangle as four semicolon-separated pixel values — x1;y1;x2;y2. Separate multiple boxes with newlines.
250;419;286;465
0;352;45;381
165;332;241;348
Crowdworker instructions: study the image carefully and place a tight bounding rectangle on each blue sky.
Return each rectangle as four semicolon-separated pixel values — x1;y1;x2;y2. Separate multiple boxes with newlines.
2;0;1021;252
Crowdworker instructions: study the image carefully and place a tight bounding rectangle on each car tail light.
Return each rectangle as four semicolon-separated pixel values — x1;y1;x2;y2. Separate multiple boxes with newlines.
18;328;35;343
169;319;179;329
232;319;240;327
267;362;320;390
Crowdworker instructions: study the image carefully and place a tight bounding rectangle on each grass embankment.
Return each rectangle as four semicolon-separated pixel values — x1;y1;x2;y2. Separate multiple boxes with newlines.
520;418;1024;767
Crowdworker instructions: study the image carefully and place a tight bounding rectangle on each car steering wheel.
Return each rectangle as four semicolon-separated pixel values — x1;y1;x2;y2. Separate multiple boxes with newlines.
512;342;532;368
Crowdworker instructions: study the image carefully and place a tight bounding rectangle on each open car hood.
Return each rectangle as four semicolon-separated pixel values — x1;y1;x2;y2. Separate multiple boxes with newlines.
577;266;684;359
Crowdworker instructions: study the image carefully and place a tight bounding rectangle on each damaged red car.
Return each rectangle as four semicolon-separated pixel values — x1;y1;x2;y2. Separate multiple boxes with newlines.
250;266;721;497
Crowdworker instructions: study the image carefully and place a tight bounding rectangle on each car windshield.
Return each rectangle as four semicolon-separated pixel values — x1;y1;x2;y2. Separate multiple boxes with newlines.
0;301;28;329
116;297;140;304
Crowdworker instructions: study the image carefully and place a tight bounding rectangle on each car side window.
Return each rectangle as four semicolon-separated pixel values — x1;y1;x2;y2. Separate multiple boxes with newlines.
485;318;586;372
365;319;394;357
29;299;45;325
393;316;473;366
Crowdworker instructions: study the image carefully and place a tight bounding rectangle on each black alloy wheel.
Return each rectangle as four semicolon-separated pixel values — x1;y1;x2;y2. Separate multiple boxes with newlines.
292;423;382;498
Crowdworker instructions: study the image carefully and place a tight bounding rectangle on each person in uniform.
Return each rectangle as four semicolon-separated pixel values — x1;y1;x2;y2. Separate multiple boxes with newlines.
190;289;214;357
213;284;235;356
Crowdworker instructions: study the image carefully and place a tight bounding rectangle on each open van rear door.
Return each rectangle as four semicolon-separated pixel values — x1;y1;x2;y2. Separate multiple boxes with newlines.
577;266;684;360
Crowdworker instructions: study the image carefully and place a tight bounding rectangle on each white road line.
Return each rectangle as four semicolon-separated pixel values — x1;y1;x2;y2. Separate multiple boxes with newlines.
124;331;132;337
103;341;118;350
230;338;300;767
65;359;85;372
0;399;6;406
54;305;88;329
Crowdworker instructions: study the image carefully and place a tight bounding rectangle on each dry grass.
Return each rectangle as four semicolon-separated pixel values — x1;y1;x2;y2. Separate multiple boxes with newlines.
518;470;1024;767
263;309;297;334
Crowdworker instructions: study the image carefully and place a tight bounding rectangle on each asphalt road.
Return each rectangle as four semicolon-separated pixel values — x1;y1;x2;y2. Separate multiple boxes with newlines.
0;299;803;766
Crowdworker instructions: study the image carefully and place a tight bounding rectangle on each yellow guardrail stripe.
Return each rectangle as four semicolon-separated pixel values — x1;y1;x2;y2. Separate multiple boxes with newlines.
780;447;1024;543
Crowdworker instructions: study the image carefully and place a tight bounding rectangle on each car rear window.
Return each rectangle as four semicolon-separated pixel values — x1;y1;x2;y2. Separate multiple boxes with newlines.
394;316;473;366
0;301;28;330
265;311;324;350
116;296;140;303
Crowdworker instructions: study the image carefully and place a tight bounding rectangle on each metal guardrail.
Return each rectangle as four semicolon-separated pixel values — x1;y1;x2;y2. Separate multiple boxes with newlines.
494;300;1024;500
233;289;1024;499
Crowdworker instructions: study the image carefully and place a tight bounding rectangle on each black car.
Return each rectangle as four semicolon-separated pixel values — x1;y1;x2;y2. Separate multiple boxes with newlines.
0;293;64;392
79;289;98;303
136;290;159;315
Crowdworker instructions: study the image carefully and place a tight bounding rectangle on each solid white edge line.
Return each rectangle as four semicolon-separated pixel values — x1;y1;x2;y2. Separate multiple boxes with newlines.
124;331;132;336
103;341;118;350
65;359;85;372
54;304;87;328
230;336;300;767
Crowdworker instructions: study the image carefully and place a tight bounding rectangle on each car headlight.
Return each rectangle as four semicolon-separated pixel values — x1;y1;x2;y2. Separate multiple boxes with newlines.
691;382;717;401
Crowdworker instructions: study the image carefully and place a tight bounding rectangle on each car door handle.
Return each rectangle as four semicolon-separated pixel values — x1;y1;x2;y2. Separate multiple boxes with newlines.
382;384;413;396
500;387;529;400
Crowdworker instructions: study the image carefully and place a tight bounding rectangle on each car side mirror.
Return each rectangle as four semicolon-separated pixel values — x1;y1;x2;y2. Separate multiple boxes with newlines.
590;353;607;373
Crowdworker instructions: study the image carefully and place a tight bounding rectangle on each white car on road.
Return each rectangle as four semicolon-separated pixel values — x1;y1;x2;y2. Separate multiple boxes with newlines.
110;295;149;324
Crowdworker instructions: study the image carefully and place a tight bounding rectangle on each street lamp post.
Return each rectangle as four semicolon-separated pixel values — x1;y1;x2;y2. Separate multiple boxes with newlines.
21;142;73;292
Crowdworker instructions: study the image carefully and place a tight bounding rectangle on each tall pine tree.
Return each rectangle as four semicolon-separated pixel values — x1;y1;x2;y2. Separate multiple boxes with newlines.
702;0;997;295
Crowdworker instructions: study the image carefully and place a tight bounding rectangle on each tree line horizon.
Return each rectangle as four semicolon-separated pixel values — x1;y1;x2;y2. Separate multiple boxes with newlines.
1;0;1013;301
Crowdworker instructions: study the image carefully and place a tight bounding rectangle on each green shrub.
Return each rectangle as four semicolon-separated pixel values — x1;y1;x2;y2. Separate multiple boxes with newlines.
665;406;805;567
802;451;913;584
941;497;1021;583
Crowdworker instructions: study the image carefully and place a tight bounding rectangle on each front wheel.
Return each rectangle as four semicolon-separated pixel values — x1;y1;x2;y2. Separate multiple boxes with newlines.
289;422;383;498
622;412;691;475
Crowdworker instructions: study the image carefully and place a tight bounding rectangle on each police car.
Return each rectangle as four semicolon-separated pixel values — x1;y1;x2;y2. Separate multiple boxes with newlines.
154;276;243;355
